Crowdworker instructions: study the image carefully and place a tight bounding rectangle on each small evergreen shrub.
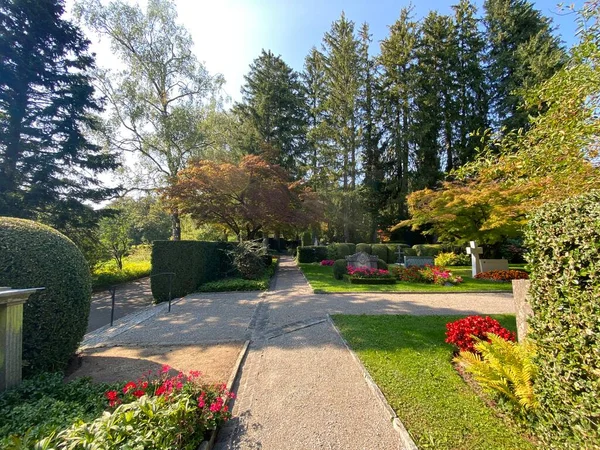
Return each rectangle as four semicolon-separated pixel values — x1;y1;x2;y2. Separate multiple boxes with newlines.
301;231;312;246
371;244;389;262
296;246;328;263
412;244;444;257
403;247;417;256
333;259;348;280
347;243;356;254
227;240;266;280
525;191;600;448
356;243;372;254
435;252;470;267
377;259;388;270
0;218;91;375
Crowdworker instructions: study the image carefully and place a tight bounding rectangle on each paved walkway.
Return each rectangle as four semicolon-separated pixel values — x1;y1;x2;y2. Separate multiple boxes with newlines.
87;278;154;332
83;257;515;449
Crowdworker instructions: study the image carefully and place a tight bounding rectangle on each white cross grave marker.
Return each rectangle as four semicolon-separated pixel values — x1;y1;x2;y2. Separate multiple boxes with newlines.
466;241;483;277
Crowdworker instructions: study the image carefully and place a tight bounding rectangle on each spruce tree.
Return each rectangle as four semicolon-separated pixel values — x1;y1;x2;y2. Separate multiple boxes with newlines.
0;0;118;222
484;0;566;131
235;50;308;179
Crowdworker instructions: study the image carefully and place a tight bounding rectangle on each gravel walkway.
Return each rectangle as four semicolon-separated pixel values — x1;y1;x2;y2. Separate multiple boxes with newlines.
83;257;516;449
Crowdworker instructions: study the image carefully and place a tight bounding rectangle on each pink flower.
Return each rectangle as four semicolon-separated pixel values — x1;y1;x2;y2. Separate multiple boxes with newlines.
160;364;171;374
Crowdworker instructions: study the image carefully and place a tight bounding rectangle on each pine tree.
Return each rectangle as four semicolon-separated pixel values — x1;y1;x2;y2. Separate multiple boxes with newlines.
234;49;308;178
453;0;489;165
0;0;118;223
484;0;566;131
378;7;418;220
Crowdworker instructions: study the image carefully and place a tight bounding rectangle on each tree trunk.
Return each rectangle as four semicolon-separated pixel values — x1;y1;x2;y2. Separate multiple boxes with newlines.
171;211;181;241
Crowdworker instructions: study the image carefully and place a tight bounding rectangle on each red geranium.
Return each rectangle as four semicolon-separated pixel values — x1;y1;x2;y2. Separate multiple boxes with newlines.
445;315;515;353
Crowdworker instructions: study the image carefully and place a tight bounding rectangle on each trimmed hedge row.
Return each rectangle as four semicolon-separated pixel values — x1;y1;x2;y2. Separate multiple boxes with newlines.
296;246;328;263
151;241;233;302
0;218;91;375
525;192;600;448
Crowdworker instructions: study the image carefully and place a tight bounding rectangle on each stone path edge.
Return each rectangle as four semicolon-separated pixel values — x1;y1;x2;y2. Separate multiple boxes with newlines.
326;314;419;450
199;340;250;450
315;289;512;295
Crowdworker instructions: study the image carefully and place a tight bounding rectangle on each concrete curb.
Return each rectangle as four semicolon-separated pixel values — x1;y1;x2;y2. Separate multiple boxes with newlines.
317;290;512;295
327;314;419;450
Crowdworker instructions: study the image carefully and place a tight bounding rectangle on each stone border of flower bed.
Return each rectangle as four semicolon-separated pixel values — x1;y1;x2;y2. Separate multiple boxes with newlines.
326;314;419;450
198;339;250;450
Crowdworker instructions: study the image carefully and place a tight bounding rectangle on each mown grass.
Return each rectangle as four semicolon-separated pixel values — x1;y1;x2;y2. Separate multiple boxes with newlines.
92;246;152;289
332;314;537;450
299;263;514;293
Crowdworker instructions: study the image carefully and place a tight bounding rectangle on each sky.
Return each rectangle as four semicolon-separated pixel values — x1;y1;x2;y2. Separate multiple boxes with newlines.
67;0;586;105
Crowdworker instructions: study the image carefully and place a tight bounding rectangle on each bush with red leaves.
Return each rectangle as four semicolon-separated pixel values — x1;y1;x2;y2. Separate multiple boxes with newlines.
445;315;516;353
474;270;529;282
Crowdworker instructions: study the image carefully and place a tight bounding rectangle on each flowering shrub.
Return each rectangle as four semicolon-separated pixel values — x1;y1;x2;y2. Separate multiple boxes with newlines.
347;266;393;278
474;270;529;281
445;316;515;353
391;265;463;285
320;259;335;266
421;265;463;285
36;366;234;449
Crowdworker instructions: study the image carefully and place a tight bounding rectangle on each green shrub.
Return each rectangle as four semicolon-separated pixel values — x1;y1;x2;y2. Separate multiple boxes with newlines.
372;244;389;262
377;259;388;270
0;218;91;375
198;263;276;292
525;191;600;448
403;247;417;256
434;252;470;267
347;243;356;254
386;244;402;263
356;243;372;254
296;246;328;263
413;244;444;256
0;373;115;446
337;243;352;258
333;259;348;280
151;241;228;302
301;231;312;246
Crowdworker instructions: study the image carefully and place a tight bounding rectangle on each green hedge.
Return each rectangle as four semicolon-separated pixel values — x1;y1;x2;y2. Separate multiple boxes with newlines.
151;241;230;302
377;259;388;270
412;244;444;257
343;276;396;285
0;218;91;375
371;244;389;262
333;259;347;280
328;243;354;260
356;243;372;254
525;192;600;448
296;246;328;263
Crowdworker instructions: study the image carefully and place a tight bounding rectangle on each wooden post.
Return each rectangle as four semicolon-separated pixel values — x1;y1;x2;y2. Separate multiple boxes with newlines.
0;287;43;391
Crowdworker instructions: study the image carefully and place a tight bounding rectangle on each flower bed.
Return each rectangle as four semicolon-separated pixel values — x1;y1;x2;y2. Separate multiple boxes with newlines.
445;315;515;353
320;259;335;266
344;266;396;284
1;367;234;449
474;270;529;282
392;264;463;286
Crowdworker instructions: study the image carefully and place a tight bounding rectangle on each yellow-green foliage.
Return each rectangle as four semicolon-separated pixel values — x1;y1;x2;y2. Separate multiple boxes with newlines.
454;334;538;413
92;259;151;289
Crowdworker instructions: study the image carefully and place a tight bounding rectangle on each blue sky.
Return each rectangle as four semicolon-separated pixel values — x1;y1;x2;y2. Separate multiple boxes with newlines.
69;0;585;103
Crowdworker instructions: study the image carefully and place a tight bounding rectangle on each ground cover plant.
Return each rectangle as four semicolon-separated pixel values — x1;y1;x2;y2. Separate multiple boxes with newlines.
197;259;277;292
300;263;512;293
0;367;233;449
474;270;529;282
332;315;536;450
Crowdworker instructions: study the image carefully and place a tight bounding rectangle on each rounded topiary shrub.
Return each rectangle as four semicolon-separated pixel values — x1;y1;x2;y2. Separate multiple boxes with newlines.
356;243;372;254
377;259;388;270
525;191;600;448
333;259;348;280
0;218;92;375
371;244;389;262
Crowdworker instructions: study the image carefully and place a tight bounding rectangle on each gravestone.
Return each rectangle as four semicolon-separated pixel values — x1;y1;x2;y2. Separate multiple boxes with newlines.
346;252;378;269
404;256;435;267
466;241;483;277
395;246;405;264
479;258;509;273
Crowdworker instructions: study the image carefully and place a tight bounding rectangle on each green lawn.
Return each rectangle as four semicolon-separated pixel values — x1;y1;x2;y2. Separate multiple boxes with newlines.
332;315;537;450
299;263;514;293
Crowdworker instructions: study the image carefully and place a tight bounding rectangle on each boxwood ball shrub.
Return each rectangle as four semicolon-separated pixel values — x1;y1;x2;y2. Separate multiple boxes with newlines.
355;243;372;254
0;218;91;375
371;244;389;263
525;191;600;448
333;259;348;280
377;259;388;270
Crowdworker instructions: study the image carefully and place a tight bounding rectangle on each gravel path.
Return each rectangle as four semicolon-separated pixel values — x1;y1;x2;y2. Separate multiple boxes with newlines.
214;257;515;449
83;257;516;449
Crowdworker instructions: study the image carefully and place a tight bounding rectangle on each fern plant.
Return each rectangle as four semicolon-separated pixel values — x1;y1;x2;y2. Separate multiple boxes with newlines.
454;334;538;413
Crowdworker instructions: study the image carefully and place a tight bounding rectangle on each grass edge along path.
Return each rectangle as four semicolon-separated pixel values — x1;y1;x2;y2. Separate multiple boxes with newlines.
332;314;536;450
300;263;514;293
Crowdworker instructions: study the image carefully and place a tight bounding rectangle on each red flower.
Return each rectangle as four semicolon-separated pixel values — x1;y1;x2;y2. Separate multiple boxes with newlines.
123;382;137;394
105;390;118;401
132;390;145;398
445;315;515;353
